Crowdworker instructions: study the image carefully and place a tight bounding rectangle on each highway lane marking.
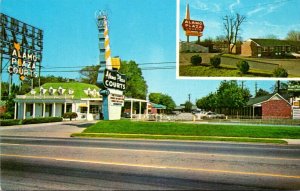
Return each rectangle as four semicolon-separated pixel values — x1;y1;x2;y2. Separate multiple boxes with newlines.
1;153;300;179
2;137;299;151
1;143;300;161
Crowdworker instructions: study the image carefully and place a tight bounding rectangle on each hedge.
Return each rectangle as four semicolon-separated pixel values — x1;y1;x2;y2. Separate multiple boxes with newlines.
236;60;250;74
22;117;63;124
273;67;288;77
0;119;22;126
190;55;202;65
210;56;221;68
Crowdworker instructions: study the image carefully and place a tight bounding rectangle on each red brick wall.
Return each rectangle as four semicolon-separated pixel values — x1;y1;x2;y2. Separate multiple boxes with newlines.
0;106;7;114
262;100;291;119
241;41;252;56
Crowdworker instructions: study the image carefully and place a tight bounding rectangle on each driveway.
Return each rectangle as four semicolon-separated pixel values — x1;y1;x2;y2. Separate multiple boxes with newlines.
0;121;97;138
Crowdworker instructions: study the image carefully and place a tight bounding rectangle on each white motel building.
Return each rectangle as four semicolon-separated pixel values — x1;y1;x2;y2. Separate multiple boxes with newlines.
14;82;153;121
14;82;103;121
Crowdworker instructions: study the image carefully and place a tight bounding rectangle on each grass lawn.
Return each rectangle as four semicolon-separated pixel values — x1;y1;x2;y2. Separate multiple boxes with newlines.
179;65;272;77
72;120;300;144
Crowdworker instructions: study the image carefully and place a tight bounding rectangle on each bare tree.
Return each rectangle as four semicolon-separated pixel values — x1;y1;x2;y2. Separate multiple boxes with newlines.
286;30;300;41
223;13;246;54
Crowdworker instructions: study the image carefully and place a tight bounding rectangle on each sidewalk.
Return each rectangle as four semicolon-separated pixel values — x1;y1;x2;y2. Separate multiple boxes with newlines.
0;120;97;138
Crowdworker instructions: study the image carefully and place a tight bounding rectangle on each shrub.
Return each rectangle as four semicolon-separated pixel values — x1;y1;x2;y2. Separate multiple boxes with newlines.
273;67;288;77
210;56;221;68
0;112;12;120
236;60;249;74
63;112;78;121
22;117;63;124
0;119;21;126
190;55;202;65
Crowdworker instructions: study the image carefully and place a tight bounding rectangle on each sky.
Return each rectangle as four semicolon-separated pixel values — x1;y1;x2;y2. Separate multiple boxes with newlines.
179;0;300;41
0;0;288;105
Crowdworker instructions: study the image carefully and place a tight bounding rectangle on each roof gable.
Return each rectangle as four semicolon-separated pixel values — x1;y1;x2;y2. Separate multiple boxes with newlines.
247;93;290;106
249;38;300;47
27;82;101;99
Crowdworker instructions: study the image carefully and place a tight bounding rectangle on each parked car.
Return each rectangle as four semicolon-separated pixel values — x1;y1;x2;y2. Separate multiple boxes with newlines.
202;111;225;119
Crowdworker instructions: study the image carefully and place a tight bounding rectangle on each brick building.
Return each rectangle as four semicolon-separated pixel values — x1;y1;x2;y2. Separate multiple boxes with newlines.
246;93;292;119
241;38;300;57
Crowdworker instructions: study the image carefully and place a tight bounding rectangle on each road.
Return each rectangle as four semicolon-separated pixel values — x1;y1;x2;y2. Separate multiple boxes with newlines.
1;136;300;190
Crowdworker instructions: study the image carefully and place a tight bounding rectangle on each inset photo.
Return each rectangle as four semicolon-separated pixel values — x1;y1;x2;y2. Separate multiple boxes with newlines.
178;0;300;78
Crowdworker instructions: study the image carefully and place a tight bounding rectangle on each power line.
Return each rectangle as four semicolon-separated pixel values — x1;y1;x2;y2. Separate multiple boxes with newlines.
188;0;294;16
43;61;176;69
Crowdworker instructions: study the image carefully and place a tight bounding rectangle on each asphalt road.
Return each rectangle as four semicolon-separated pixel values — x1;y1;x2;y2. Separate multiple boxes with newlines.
1;136;300;190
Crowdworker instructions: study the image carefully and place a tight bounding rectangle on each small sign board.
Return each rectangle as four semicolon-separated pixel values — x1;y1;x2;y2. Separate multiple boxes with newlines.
185;30;203;37
103;69;126;91
182;19;204;32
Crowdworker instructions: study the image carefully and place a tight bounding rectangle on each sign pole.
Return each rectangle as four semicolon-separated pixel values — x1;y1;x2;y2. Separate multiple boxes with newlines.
8;73;12;97
0;52;2;101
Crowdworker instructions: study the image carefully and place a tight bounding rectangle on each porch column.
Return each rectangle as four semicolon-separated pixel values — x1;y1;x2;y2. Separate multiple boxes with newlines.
23;102;26;120
145;102;149;119
43;103;46;117
87;100;90;115
32;102;36;118
14;102;17;119
64;102;67;113
139;101;141;119
252;106;255;119
130;99;133;119
52;103;56;117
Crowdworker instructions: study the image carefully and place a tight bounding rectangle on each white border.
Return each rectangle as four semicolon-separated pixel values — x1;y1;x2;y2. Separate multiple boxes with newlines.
176;0;300;81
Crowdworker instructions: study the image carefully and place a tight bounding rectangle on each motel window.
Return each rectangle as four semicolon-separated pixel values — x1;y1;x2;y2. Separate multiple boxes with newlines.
26;104;33;116
66;104;72;112
80;107;87;113
262;46;268;52
90;105;99;114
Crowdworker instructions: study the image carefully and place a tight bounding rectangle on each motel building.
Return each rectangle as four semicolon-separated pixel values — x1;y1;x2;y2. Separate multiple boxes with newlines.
14;82;151;121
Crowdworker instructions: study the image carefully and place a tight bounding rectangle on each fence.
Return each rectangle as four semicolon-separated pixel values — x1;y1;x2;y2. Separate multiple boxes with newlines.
129;113;300;126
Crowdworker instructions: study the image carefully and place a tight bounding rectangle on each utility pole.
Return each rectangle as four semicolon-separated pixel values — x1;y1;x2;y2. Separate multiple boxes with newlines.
255;82;258;97
0;52;2;101
188;93;191;103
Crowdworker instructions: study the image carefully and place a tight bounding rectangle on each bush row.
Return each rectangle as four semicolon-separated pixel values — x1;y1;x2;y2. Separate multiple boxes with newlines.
0;117;63;126
190;54;289;77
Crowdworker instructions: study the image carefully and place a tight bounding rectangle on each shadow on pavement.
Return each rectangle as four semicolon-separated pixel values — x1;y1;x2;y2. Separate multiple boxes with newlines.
64;122;97;128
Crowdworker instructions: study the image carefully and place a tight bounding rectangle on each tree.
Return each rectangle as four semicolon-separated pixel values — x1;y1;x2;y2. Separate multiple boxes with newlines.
255;88;270;97
286;30;300;41
196;81;251;115
223;13;246;53
149;93;176;112
79;65;100;85
184;101;193;112
119;60;148;99
264;34;278;39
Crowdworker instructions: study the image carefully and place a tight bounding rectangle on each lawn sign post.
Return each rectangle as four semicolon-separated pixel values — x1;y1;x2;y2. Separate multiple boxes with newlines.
96;11;126;120
181;3;204;43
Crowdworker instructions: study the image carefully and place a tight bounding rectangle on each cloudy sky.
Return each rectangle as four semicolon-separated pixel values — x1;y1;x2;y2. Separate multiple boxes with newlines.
2;0;283;104
179;0;300;41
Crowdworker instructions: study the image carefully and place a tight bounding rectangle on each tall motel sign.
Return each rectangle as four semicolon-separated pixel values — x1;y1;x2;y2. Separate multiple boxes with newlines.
0;13;43;101
96;11;126;120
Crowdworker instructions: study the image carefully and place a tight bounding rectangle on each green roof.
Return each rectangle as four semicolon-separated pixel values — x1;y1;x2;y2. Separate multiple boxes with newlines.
151;103;166;109
27;82;101;99
251;39;300;47
247;93;289;106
